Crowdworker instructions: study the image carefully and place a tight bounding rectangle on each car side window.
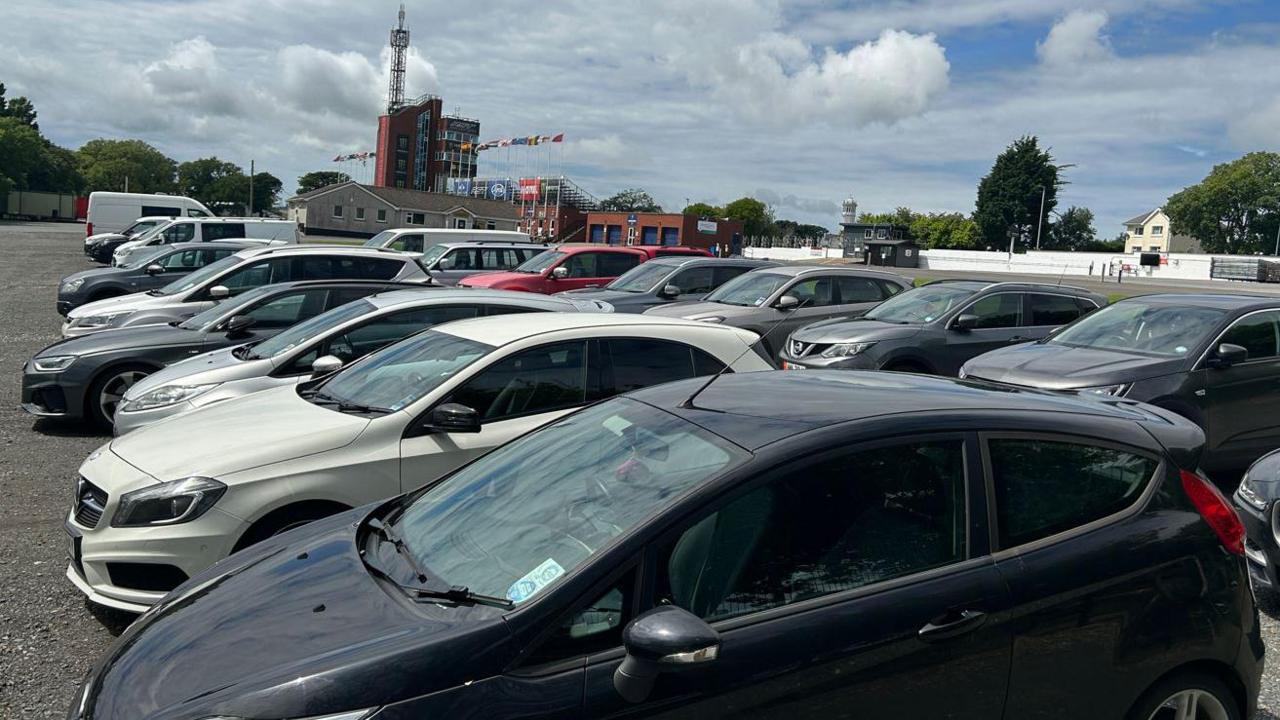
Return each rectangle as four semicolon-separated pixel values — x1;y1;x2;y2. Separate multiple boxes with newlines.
877;280;905;297
965;293;1021;329
161;223;195;244
239;289;328;329
160;249;202;269
988;437;1157;548
448;341;588;422
836;277;884;303
656;440;967;622
670;267;715;295
201;248;238;265
786;277;836;308
606;338;724;394
563;253;600;278
203;223;245;241
335;257;404;280
522;572;635;666
1026;294;1083;326
217;258;290;294
1220;311;1280;361
319;305;480;365
711;266;751;288
402;235;425;253
597;252;641;277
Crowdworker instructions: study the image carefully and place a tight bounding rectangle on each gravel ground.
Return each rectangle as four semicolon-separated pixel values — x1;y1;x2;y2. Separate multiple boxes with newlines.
0;221;1275;717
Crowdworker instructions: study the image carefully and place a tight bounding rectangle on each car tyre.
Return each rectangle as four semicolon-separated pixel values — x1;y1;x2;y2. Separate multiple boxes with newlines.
86;364;152;428
233;502;350;553
1127;670;1241;720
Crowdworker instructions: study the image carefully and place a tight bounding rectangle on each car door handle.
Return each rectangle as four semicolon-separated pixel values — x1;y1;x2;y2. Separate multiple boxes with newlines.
918;609;987;642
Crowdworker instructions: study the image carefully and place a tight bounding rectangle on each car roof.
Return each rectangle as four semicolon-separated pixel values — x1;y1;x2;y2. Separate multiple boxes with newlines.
163;241;256;252
430;240;540;249
924;279;1101;296
1116;292;1280;310
239;279;420;295
234;244;414;259
750;265;907;279
365;288;580;310
645;256;775;268
553;243;645;254
434;312;756;346
629;370;1169;450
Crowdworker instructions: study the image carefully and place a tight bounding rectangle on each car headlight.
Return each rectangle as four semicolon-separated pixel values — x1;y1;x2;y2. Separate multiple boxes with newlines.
74;310;135;328
696;316;725;323
200;710;378;720
957;367;968;379
820;342;876;358
1078;383;1129;397
1237;475;1269;512
32;355;77;373
120;383;221;412
61;278;86;293
111;476;227;527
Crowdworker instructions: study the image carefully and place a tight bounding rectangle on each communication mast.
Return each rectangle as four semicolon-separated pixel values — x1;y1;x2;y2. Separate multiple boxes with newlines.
387;4;409;113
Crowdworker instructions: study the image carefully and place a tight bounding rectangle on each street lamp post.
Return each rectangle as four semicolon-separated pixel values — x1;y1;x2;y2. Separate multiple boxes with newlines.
1034;185;1047;250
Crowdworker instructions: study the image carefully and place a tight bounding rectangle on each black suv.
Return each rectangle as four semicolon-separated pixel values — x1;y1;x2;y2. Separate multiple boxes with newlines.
780;280;1105;375
70;371;1260;720
962;292;1280;479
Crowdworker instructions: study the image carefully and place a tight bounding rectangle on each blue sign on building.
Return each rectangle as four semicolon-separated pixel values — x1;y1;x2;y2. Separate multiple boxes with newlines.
452;179;472;196
486;180;511;200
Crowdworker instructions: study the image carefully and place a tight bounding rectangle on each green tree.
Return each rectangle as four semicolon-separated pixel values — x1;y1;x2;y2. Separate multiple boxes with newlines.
0;83;38;130
27;140;85;193
250;172;283;212
681;202;722;218
600;188;662;212
858;207;920;227
908;212;981;249
0;116;43;195
177;157;241;203
76;138;177;193
1165;152;1280;254
297;170;351;195
775;219;829;239
974;136;1063;250
1043;206;1097;251
724;196;774;236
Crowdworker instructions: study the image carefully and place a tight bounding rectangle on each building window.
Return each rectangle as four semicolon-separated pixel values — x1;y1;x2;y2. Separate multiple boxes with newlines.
1151;225;1163;236
376;209;387;223
863;229;872;239
332;204;343;218
1131;245;1141;252
396;158;406;170
408;212;426;224
454;217;468;229
1132;226;1143;236
397;135;409;150
355;207;365;221
486;221;496;230
395;180;405;188
1149;246;1159;252
877;229;887;239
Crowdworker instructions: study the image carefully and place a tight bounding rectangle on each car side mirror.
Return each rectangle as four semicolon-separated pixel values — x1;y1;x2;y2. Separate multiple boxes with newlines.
551;266;570;280
953;313;979;331
657;284;681;299
311;355;344;376
144;263;165;276
225;315;256;338
424;403;481;433
773;294;800;311
208;285;230;300
614;606;719;703
1209;342;1248;368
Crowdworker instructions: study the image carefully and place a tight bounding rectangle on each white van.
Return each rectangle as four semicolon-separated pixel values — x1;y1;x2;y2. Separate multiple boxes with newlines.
85;192;213;238
361;227;531;253
113;217;299;266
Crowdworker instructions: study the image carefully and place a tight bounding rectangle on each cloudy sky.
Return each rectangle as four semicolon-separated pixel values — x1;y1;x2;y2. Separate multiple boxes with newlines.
3;0;1279;233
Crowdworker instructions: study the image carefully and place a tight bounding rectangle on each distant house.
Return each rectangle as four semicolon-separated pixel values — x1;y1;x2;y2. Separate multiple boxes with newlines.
1122;208;1201;253
286;181;520;238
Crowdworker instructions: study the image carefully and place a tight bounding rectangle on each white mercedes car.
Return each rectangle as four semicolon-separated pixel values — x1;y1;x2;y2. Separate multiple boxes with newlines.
67;313;771;612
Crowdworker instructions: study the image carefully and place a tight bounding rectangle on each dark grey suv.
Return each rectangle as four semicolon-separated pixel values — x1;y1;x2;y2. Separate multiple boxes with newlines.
57;242;252;315
555;257;776;312
961;292;1280;479
780;280;1105;376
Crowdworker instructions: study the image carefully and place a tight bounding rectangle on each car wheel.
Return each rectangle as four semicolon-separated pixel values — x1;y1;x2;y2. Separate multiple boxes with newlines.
233;502;350;553
86;365;152;428
1127;671;1240;720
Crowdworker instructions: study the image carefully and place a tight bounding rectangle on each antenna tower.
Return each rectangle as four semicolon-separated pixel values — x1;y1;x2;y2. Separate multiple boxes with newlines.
387;4;409;113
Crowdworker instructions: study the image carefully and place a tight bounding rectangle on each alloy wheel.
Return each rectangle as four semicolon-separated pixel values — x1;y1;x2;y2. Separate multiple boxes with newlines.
1147;689;1230;720
97;370;149;420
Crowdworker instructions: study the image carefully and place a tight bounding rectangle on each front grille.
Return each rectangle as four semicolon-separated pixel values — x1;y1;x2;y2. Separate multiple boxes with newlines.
74;477;108;528
107;563;188;592
787;339;830;358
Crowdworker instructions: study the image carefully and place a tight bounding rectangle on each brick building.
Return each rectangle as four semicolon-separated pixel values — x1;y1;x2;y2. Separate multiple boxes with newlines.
373;95;479;193
287;181;519;238
584;212;743;252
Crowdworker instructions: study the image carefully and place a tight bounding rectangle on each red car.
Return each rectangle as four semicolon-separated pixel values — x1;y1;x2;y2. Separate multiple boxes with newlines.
458;244;650;293
633;245;713;259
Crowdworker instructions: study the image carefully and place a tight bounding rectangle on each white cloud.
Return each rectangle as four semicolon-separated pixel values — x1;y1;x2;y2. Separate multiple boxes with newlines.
1228;96;1280;149
1038;10;1113;66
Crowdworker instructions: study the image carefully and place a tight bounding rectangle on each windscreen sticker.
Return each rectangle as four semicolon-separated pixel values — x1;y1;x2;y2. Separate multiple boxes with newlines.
506;558;566;604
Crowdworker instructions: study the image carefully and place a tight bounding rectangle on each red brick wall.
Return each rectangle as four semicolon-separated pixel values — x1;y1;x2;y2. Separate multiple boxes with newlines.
584;212;743;251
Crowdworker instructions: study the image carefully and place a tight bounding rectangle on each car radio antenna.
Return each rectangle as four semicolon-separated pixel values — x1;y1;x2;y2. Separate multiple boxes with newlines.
679;296;811;410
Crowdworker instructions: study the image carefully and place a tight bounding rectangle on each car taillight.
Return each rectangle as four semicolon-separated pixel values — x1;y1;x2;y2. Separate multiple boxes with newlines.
85;223;93;237
1180;469;1245;555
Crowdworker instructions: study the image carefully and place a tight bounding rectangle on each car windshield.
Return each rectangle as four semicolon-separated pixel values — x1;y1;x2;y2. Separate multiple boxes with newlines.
314;329;493;411
607;262;675;292
705;272;789;306
121;220;159;237
864;284;976;324
514;250;564;274
130;220;172;245
1049;301;1226;357
154;254;242;296
119;246;168;269
395;397;746;603
178;285;277;330
419;244;450;267
248;299;376;359
363;230;398;248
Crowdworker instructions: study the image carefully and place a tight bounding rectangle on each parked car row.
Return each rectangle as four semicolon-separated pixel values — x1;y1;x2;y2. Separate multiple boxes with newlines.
24;238;1270;719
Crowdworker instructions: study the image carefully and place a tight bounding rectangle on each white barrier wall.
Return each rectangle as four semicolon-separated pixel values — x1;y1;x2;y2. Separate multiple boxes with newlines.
742;246;845;261
918;249;1216;281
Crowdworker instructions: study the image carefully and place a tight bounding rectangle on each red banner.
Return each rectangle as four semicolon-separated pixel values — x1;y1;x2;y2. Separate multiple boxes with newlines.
519;178;540;201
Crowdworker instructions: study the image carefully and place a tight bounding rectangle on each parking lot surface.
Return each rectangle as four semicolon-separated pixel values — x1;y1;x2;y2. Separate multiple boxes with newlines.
0;221;1276;717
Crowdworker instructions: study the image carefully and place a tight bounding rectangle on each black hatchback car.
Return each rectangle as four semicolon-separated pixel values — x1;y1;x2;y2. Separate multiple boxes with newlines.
69;372;1261;720
962;293;1280;480
1235;448;1280;599
24;279;424;427
57;241;252;315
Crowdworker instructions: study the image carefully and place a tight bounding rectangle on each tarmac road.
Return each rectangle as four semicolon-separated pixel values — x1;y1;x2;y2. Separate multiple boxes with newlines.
0;222;1275;717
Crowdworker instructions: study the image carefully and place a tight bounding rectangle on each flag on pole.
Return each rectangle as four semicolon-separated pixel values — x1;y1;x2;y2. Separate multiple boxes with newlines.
551;133;564;142
527;136;539;146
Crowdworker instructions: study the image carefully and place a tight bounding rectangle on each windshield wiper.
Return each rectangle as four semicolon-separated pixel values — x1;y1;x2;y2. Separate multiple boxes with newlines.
146;289;166;296
309;390;392;415
365;517;512;608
